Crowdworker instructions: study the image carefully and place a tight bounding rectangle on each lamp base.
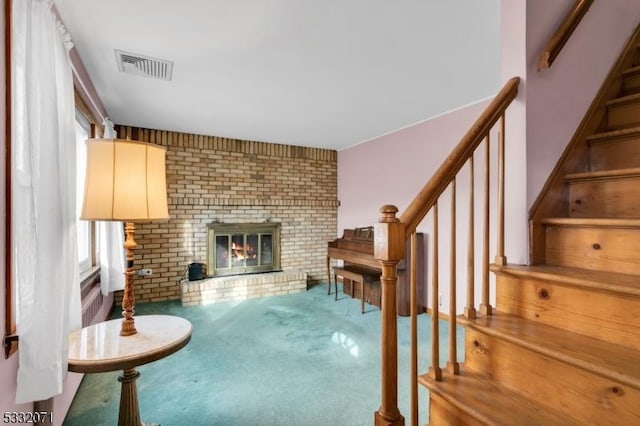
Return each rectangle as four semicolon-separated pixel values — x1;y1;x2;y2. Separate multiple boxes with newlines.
120;318;137;336
121;222;138;336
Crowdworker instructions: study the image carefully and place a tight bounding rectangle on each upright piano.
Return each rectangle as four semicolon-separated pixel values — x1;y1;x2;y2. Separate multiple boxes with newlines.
327;227;426;316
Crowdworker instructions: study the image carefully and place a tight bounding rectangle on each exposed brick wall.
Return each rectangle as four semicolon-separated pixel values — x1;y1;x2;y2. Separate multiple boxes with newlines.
115;126;338;303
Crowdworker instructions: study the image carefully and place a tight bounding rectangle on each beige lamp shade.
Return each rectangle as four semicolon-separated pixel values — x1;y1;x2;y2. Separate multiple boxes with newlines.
80;139;169;221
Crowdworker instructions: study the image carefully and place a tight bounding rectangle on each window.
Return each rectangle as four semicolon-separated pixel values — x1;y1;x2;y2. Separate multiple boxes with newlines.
76;111;93;272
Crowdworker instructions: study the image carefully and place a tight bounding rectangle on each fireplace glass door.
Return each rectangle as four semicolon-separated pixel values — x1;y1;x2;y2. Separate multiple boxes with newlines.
208;223;280;277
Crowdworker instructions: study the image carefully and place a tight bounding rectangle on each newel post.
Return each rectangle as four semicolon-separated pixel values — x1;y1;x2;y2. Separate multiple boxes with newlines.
374;205;405;426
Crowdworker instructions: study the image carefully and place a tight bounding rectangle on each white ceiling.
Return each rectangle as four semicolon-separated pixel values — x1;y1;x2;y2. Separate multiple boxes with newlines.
54;0;501;150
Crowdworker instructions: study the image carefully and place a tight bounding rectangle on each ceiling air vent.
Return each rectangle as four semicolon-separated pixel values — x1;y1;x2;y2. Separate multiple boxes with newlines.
114;49;173;81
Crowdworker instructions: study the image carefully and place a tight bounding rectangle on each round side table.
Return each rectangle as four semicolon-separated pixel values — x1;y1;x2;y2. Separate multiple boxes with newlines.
68;315;192;426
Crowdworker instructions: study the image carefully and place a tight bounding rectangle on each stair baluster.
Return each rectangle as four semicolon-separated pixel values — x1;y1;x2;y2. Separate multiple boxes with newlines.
429;201;442;382
495;115;507;267
465;156;477;319
410;232;418;426
480;135;493;315
447;180;460;375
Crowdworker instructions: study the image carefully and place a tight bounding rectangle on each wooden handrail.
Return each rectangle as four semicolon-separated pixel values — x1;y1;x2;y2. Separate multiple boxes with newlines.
375;76;520;425
538;0;594;70
400;77;520;236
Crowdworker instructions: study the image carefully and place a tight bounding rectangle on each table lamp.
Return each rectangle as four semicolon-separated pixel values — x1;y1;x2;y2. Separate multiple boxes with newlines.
80;138;169;336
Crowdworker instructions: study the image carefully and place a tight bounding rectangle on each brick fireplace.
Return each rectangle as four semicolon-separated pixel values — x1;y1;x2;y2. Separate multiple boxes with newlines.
115;125;337;305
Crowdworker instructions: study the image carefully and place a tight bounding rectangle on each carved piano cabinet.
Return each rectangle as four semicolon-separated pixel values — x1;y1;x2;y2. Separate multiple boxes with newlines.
327;227;426;316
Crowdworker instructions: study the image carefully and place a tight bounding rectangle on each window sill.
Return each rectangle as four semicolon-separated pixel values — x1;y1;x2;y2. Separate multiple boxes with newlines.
80;265;100;298
80;265;100;285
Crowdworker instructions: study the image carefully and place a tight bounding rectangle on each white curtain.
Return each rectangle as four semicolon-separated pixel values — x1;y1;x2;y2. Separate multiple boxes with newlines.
99;118;125;295
99;221;125;295
12;0;82;403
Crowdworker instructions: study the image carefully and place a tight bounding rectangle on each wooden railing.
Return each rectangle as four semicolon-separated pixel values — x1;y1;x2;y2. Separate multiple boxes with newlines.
373;77;520;426
538;0;594;70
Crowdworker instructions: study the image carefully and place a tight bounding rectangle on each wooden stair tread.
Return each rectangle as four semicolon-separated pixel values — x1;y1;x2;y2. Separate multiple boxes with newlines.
541;217;640;227
586;125;640;142
607;92;640;106
458;311;640;390
490;264;640;296
564;167;640;181
420;369;579;426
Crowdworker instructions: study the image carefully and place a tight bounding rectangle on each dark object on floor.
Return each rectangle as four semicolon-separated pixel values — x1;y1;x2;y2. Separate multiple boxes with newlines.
188;262;205;281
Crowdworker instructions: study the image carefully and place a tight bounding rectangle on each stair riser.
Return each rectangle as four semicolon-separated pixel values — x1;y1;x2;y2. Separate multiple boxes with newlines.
590;136;640;171
608;101;640;129
568;176;640;218
429;394;483;426
495;274;640;351
464;329;640;424
623;72;640;95
545;225;640;274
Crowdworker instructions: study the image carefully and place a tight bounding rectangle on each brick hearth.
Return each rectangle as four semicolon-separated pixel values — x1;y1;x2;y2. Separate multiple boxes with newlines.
181;270;307;306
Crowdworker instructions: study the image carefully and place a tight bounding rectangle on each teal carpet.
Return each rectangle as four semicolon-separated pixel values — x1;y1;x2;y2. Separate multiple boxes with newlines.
63;284;464;426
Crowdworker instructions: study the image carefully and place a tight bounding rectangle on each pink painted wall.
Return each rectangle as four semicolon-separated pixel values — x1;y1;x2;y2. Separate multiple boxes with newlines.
338;99;494;314
500;0;528;265
338;99;490;232
524;0;640;208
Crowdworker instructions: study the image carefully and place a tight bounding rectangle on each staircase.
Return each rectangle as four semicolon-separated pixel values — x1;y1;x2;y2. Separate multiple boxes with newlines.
419;30;640;425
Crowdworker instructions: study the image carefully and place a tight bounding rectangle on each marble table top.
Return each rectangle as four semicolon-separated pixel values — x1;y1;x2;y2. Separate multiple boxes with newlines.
68;315;192;373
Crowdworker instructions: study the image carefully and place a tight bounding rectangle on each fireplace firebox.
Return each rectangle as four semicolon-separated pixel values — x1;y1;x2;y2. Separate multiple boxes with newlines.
207;222;281;277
